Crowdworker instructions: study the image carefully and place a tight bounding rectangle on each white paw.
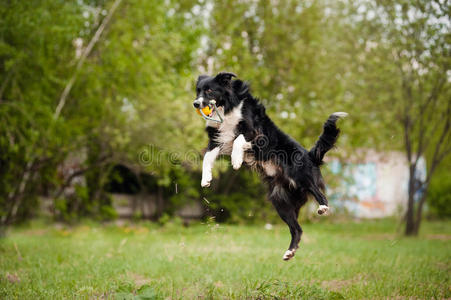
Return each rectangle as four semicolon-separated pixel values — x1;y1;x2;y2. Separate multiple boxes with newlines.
231;151;243;170
283;249;296;261
201;172;212;187
201;180;210;187
317;205;329;215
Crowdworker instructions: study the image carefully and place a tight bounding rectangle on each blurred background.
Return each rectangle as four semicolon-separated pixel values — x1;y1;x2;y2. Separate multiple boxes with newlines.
0;0;449;235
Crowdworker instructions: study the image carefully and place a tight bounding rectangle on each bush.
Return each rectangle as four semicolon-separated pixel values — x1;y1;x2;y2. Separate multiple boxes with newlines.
427;176;451;219
203;167;276;224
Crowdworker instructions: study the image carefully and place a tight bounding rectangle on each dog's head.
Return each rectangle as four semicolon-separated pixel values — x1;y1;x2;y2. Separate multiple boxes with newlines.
193;72;249;114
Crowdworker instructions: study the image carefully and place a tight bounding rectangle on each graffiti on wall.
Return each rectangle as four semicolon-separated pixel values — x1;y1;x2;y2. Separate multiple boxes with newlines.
328;154;426;218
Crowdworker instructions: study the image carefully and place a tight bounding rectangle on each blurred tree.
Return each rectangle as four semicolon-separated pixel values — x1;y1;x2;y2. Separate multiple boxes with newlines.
0;0;205;224
0;0;86;224
427;158;451;219
337;0;450;235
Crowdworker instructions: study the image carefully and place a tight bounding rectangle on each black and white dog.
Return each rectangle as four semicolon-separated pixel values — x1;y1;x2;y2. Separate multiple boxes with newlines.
193;72;347;260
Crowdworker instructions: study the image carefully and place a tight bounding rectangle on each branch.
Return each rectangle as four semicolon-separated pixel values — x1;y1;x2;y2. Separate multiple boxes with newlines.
0;68;13;102
54;0;122;119
414;74;447;165
53;168;89;200
1;0;122;223
425;102;450;185
395;51;415;165
53;154;111;199
1;159;36;225
403;115;413;164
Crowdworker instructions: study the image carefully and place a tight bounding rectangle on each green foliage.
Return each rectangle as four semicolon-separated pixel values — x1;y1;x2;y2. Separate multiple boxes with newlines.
0;0;204;224
0;0;86;224
0;0;449;225
166;165;201;213
427;167;451;219
203;167;272;223
54;197;75;222
115;284;163;300
100;203;119;221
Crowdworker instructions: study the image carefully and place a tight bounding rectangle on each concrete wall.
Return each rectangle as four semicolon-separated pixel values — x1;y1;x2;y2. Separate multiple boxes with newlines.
328;150;425;218
111;194;203;219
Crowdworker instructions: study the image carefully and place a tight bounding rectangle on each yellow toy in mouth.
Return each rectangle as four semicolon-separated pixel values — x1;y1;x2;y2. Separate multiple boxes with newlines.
196;106;213;117
195;100;223;123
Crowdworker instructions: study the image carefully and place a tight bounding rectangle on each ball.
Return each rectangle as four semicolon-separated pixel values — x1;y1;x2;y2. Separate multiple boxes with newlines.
196;106;213;117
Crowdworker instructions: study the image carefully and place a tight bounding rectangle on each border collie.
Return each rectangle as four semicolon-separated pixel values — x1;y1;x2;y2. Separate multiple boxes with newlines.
193;72;347;261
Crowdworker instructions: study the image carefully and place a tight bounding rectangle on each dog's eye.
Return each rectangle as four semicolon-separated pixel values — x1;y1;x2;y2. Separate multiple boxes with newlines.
206;89;213;94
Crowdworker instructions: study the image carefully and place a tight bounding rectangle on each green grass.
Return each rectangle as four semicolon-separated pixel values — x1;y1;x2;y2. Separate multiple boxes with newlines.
0;219;450;299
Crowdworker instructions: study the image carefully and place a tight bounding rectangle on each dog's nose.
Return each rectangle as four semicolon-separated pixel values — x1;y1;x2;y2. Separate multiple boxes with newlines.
193;101;200;109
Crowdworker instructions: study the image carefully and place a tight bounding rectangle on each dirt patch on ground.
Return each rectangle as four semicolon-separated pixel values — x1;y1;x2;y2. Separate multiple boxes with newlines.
361;233;397;240
321;274;367;292
127;272;151;288
5;272;20;283
425;234;451;240
301;233;315;244
435;262;451;271
22;229;49;236
361;233;451;241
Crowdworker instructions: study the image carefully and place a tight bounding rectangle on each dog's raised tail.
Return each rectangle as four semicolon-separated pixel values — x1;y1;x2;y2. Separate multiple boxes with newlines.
309;112;348;165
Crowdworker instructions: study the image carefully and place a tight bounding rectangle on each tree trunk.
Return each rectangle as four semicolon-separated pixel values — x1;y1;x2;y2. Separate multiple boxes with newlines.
405;164;429;236
413;187;429;235
54;0;123;118
2;160;36;225
404;165;417;236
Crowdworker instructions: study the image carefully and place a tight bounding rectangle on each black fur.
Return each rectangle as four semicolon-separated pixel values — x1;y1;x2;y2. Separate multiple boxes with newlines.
194;72;346;260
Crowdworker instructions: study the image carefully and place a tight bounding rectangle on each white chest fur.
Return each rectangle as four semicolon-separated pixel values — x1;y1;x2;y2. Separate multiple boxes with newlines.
206;103;243;154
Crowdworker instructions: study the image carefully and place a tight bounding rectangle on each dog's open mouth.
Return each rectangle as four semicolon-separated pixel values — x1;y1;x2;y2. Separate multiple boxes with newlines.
195;100;223;123
196;105;213;117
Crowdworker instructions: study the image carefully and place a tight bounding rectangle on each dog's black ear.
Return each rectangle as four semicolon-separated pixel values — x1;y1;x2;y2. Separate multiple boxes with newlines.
232;80;249;97
197;75;208;85
214;71;237;86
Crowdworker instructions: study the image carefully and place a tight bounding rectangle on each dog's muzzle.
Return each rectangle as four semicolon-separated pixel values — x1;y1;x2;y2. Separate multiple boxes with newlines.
193;97;204;109
194;99;224;123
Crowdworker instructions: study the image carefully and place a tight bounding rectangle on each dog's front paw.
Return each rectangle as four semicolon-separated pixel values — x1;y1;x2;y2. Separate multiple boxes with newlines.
231;151;243;170
201;176;211;187
283;249;296;261
201;172;212;187
317;205;329;215
201;180;211;187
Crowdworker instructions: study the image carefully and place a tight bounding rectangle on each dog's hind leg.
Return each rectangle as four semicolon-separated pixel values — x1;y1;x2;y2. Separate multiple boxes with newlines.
270;188;303;261
308;185;329;215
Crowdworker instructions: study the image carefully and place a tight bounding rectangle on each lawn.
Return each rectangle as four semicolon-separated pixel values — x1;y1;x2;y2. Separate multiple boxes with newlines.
0;219;450;299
